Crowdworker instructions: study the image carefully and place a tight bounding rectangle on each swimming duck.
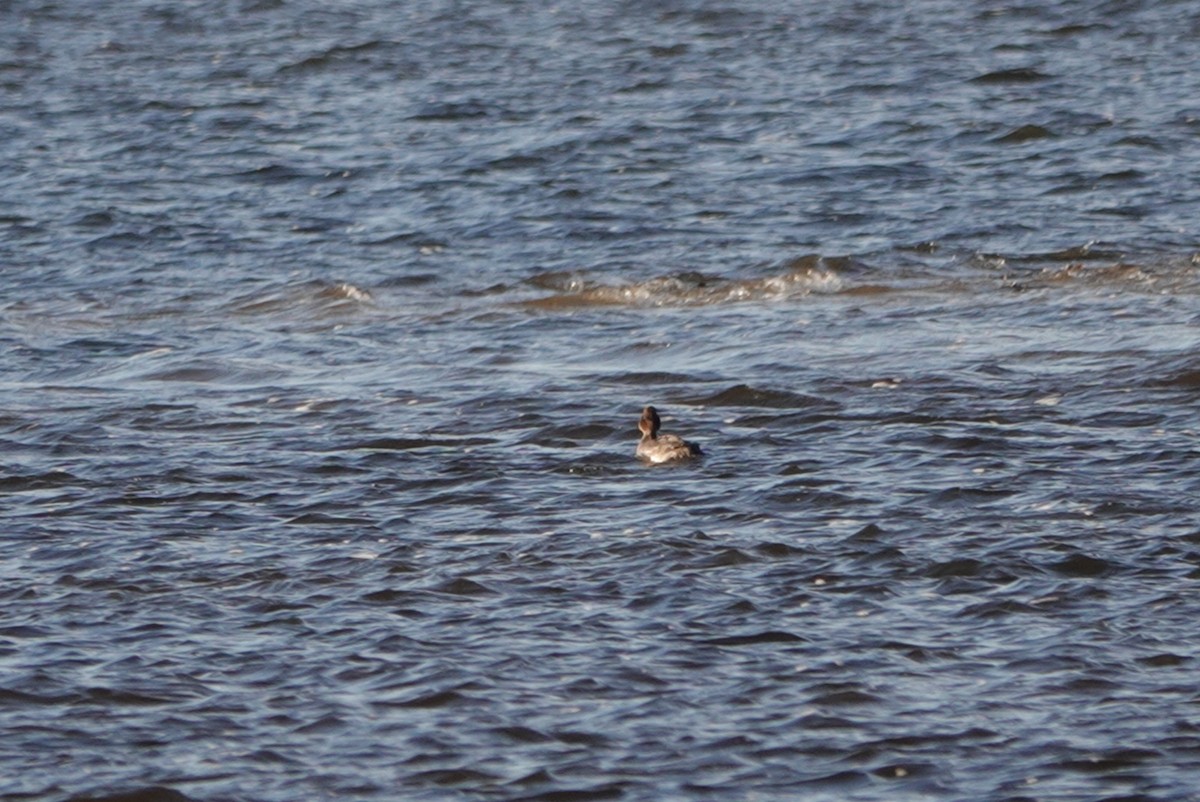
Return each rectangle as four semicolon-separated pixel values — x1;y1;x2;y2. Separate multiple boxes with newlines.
636;405;702;463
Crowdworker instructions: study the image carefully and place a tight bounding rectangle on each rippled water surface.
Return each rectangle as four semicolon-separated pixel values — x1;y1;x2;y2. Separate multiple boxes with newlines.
5;1;1200;800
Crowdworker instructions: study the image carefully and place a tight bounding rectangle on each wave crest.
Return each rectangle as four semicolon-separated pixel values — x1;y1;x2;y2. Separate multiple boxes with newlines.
519;256;846;310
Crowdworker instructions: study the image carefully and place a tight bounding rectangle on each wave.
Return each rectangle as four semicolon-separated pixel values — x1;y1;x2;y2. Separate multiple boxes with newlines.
513;247;1200;312
517;256;850;310
228;280;375;319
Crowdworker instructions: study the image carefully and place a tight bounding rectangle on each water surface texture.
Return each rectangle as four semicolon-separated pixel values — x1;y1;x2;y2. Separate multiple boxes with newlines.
4;1;1200;800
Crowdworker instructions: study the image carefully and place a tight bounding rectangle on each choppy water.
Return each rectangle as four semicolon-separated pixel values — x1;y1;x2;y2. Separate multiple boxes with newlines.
4;1;1200;800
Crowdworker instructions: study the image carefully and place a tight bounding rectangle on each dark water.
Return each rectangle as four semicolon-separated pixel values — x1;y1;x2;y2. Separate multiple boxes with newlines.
4;1;1200;800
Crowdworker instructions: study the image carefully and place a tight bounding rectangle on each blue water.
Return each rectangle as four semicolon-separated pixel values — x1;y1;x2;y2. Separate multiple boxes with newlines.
4;2;1200;800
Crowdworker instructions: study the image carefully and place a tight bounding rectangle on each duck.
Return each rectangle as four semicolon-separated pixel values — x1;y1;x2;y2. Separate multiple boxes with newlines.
636;405;702;463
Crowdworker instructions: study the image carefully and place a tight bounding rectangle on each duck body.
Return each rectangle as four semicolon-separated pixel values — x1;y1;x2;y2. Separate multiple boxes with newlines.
636;405;702;463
